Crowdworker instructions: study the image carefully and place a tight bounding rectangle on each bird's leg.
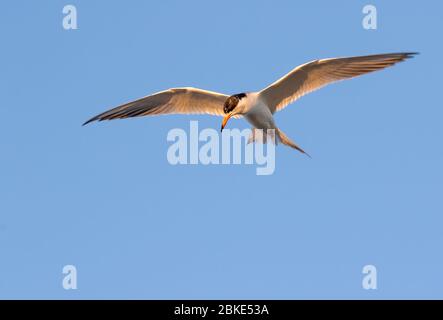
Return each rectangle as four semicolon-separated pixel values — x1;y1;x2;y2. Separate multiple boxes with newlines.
247;128;256;144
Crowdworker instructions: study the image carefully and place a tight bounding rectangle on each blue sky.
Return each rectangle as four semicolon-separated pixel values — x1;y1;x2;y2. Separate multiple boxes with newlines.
1;0;442;299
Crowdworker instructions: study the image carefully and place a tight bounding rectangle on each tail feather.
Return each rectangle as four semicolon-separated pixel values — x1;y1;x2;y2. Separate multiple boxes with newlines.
247;128;311;157
276;129;311;157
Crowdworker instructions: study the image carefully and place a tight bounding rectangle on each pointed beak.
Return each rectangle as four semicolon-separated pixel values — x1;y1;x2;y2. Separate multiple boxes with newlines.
221;113;233;132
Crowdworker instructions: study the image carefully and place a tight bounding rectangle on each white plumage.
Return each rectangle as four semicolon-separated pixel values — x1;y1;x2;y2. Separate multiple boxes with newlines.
84;52;417;155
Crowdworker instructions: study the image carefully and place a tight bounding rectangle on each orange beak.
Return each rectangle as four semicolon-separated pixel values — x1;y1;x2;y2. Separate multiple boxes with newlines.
220;113;233;131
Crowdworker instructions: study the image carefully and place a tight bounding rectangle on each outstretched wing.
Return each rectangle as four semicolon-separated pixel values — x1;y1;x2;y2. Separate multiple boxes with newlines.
83;87;229;125
259;52;417;113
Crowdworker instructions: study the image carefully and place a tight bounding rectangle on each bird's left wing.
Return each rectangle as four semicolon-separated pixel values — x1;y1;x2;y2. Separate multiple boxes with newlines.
83;87;229;125
259;52;417;113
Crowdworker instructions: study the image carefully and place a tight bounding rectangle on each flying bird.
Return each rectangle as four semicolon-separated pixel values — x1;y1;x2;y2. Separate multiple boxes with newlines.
83;52;417;156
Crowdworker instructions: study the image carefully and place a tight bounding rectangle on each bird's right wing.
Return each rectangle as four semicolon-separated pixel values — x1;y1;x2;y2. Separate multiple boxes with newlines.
259;52;417;113
83;87;229;125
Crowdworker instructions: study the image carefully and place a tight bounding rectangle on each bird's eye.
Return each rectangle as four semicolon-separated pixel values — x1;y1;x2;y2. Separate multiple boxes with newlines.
223;96;238;114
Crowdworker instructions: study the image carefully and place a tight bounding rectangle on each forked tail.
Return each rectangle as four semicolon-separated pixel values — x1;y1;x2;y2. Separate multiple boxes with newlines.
247;128;311;157
276;129;311;157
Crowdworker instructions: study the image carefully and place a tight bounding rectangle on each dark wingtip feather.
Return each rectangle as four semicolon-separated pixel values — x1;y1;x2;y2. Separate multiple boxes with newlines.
82;114;110;126
82;110;113;126
399;52;419;60
82;116;98;126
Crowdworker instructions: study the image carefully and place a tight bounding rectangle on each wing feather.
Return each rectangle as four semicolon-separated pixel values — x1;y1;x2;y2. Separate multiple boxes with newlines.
83;87;229;125
259;52;418;113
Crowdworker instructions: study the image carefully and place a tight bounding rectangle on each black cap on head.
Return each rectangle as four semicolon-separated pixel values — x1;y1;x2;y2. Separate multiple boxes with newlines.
223;93;246;114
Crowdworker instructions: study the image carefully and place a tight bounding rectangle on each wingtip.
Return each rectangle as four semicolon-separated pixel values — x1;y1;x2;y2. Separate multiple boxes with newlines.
82;119;93;126
404;52;419;58
82;116;100;126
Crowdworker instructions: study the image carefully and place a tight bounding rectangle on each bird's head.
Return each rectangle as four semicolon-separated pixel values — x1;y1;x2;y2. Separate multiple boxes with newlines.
221;93;247;131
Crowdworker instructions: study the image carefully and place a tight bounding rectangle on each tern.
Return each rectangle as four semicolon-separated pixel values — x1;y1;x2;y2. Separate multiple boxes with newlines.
84;52;417;155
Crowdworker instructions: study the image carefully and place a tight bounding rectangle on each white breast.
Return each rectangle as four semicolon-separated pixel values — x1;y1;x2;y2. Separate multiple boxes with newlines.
244;94;276;129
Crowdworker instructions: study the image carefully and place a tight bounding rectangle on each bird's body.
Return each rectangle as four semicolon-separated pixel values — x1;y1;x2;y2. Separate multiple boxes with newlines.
84;52;417;155
227;92;274;129
245;96;275;130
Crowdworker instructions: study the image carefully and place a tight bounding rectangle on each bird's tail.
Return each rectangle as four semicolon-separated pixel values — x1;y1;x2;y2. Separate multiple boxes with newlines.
276;129;311;157
247;128;311;157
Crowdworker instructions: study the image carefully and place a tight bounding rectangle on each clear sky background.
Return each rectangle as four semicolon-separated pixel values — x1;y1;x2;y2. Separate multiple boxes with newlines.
1;0;442;299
